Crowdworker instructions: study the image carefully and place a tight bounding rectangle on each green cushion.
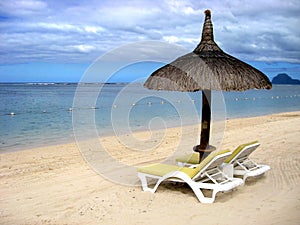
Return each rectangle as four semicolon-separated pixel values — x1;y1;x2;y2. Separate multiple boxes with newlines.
224;141;259;163
176;153;200;164
138;149;231;178
138;164;199;178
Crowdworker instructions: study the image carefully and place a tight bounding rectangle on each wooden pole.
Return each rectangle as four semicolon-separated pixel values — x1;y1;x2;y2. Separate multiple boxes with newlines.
199;90;211;149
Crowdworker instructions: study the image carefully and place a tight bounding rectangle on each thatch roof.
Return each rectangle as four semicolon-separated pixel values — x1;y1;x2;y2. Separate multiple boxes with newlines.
144;10;272;92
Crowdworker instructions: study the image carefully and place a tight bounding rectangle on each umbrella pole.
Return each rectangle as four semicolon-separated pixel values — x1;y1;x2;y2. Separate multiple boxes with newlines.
200;90;211;149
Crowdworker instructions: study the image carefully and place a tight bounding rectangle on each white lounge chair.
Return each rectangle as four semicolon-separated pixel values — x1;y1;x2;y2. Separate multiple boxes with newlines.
224;141;271;182
137;149;243;204
176;141;271;182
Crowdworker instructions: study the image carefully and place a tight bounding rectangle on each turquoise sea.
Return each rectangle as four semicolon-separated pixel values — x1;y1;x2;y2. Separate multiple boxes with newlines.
0;83;300;152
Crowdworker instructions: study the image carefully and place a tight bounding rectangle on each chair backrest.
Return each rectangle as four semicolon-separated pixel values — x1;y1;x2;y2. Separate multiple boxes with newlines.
225;141;260;164
176;152;200;164
193;149;232;177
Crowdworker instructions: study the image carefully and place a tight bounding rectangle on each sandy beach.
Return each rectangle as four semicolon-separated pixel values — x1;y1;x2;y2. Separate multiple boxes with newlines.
1;111;300;225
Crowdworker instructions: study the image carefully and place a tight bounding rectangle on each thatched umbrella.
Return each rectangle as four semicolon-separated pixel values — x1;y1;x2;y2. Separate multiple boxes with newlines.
144;9;272;158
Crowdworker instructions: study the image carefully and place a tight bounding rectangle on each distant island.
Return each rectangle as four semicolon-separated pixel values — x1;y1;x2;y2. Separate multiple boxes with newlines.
272;73;300;85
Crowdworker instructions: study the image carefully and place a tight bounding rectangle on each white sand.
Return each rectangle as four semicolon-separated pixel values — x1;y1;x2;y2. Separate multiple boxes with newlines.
1;111;300;225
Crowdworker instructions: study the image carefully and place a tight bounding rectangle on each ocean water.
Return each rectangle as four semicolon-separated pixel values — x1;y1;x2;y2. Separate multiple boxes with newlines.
0;82;300;152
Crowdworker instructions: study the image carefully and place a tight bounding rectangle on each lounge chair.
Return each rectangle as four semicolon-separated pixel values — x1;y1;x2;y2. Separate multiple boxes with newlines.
176;141;271;182
137;149;243;203
224;141;271;182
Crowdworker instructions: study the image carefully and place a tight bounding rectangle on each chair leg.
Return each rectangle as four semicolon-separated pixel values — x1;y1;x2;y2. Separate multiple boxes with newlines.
138;173;153;192
138;173;161;193
186;180;216;204
243;174;249;182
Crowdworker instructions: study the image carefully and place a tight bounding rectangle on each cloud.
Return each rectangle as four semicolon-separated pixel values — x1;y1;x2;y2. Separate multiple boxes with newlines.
72;45;96;53
36;22;82;32
0;0;300;66
0;0;47;16
163;36;179;44
84;26;106;34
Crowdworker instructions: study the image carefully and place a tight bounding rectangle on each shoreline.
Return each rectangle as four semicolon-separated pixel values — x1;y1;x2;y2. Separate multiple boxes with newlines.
1;111;300;224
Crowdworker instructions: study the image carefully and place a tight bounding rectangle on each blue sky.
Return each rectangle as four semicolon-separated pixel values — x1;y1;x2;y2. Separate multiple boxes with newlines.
0;0;299;82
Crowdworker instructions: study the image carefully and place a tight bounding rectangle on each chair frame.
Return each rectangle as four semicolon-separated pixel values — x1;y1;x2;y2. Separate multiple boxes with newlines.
176;142;270;182
138;152;243;204
228;147;271;182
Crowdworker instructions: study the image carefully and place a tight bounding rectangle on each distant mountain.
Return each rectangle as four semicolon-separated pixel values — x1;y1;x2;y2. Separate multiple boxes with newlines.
272;73;300;85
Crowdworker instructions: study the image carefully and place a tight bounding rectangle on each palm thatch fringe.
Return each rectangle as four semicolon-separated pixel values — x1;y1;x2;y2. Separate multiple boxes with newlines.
144;51;272;92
